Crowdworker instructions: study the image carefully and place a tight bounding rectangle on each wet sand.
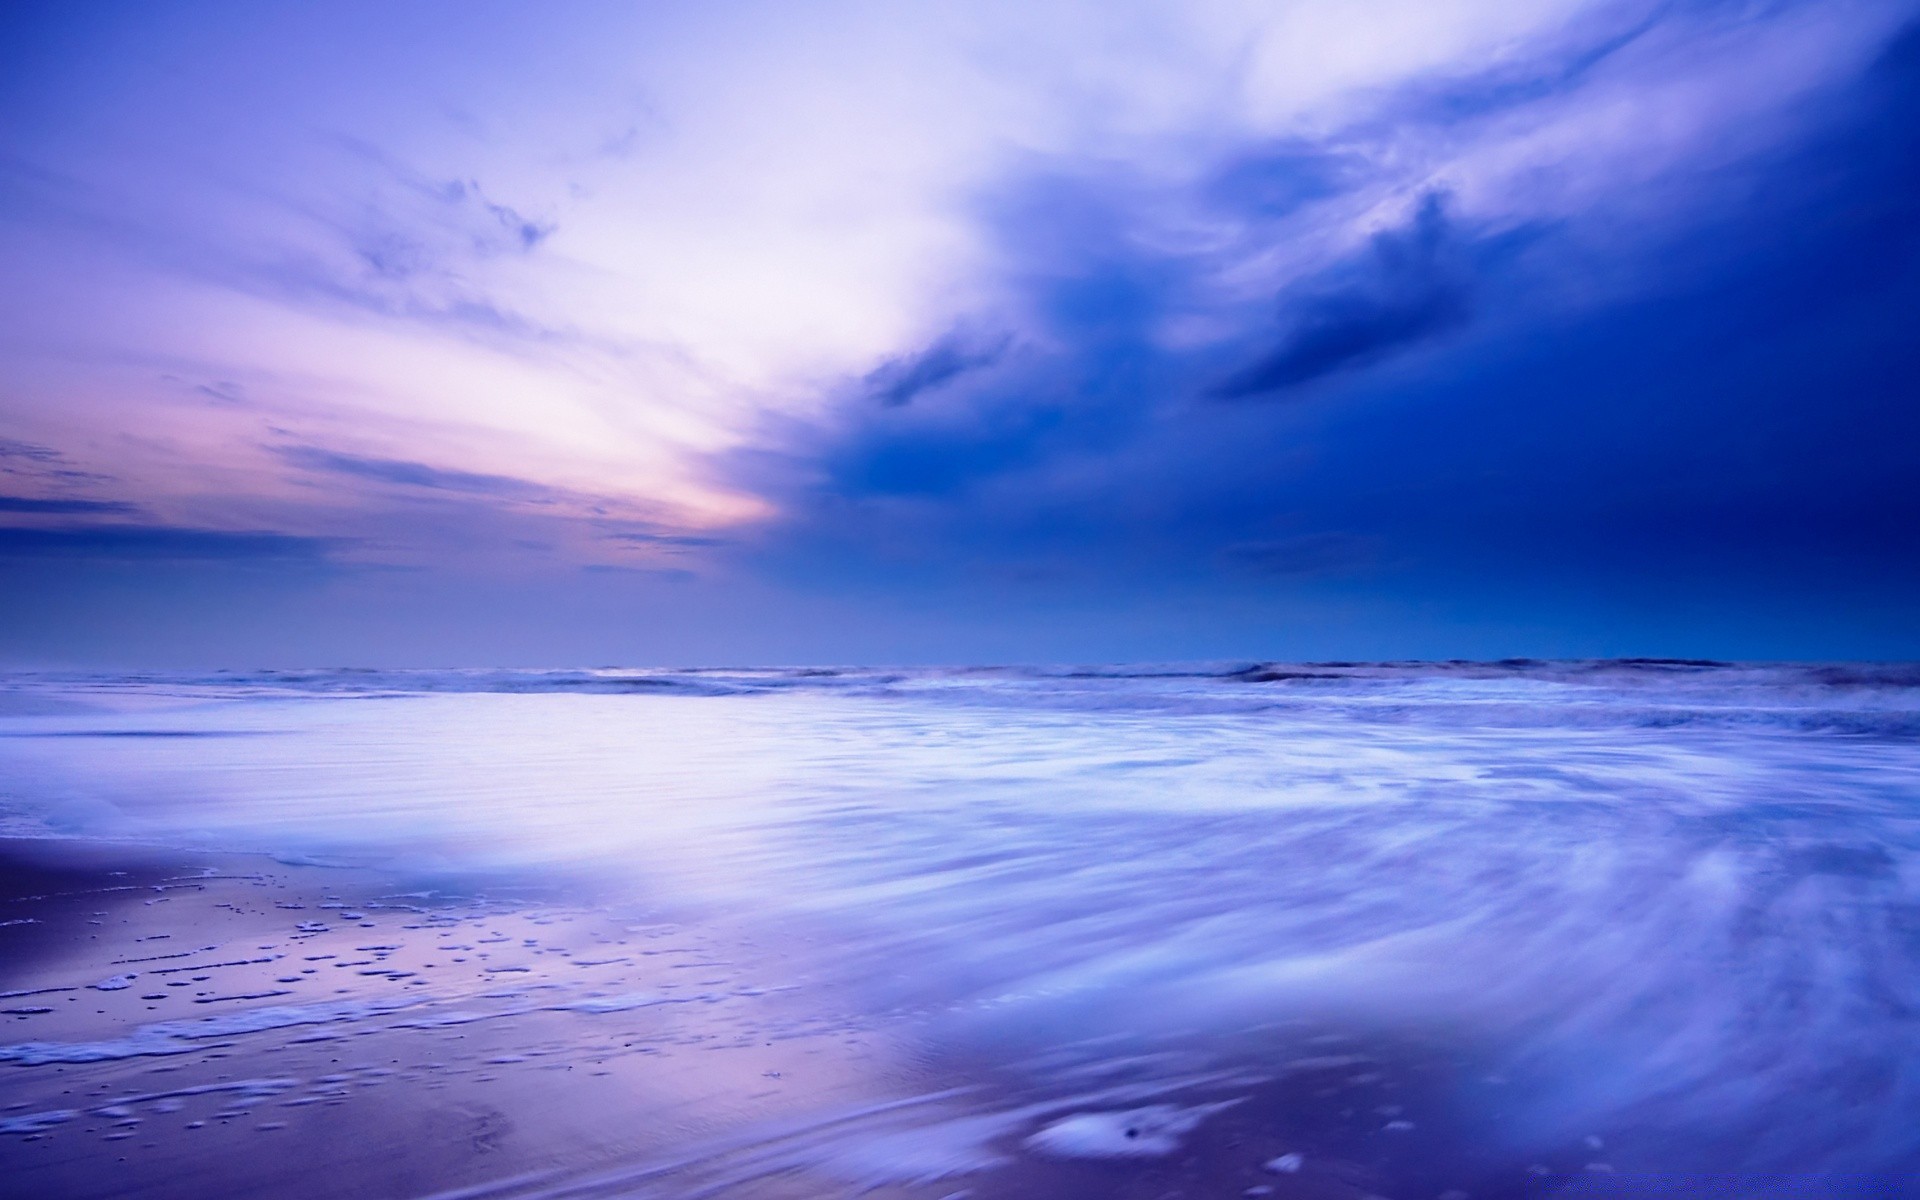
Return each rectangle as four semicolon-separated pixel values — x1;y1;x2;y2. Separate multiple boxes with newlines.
0;838;942;1199
0;837;1548;1200
2;836;1898;1198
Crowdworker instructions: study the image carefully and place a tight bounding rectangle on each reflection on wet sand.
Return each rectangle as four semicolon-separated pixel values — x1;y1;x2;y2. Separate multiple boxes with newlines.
0;843;925;1199
0;841;1603;1200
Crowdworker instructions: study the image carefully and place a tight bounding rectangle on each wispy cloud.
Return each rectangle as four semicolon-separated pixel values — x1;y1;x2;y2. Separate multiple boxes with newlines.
0;437;113;486
0;495;140;515
0;438;66;465
601;530;725;548
0;524;335;561
273;444;559;502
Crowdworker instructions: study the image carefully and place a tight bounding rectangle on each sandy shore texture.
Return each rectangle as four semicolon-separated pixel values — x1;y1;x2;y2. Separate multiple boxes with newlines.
0;837;1645;1199
0;838;918;1198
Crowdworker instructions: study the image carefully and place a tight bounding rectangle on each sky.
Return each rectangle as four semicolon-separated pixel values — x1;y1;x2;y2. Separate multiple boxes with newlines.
1;0;1917;666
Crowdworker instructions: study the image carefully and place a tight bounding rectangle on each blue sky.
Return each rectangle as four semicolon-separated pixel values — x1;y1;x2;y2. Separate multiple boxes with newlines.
2;0;1917;665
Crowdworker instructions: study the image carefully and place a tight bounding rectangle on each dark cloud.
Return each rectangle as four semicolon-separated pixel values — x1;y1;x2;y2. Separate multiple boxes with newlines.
603;530;724;548
0;438;64;464
749;173;1195;506
721;8;1920;640
0;495;140;515
579;564;696;581
0;436;111;484
1212;193;1472;399
864;331;1009;407
0;524;334;561
275;444;556;500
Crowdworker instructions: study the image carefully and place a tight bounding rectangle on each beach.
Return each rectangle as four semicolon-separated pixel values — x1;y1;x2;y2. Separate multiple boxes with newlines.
2;663;1916;1197
0;838;1456;1200
4;836;1487;1200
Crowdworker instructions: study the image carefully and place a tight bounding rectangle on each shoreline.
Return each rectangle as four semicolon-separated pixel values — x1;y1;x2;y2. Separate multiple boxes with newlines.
0;837;945;1199
0;836;1478;1199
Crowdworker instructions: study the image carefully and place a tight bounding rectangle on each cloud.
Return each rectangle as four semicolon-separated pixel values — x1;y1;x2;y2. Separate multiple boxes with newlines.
194;380;249;405
0;495;140;515
602;530;724;548
1198;142;1362;221
6;0;1920;661
863;330;1010;407
274;444;557;501
1211;193;1473;398
0;438;65;464
266;445;735;569
579;564;696;580
0;437;112;484
226;252;576;350
329;141;559;260
721;1;1920;612
0;524;335;561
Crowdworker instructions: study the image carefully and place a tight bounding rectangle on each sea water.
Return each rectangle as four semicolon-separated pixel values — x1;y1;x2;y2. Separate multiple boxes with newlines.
1;660;1917;1195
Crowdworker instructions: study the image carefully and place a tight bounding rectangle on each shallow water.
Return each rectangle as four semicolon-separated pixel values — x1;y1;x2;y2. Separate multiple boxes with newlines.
2;661;1917;1196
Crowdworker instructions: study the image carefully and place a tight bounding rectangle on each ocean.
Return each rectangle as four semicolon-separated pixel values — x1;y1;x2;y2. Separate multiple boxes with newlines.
1;660;1916;1198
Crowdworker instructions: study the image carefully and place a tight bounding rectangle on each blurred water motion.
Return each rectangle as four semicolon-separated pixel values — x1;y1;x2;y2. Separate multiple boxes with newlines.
1;660;1917;1196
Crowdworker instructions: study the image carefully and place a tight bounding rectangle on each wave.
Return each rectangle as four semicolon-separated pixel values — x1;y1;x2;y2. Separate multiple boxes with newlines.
4;659;1920;1178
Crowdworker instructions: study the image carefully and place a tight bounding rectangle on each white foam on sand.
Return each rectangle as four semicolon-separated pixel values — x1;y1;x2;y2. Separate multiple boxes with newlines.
0;995;430;1065
794;1110;1023;1187
1025;1099;1242;1159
